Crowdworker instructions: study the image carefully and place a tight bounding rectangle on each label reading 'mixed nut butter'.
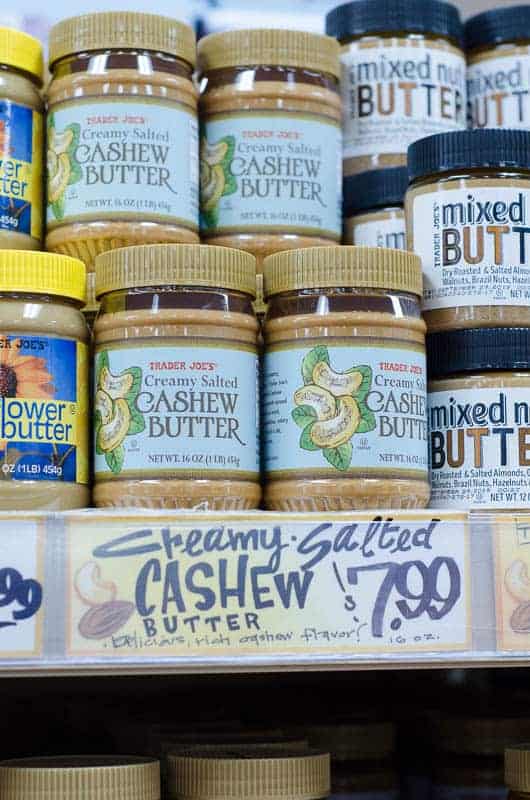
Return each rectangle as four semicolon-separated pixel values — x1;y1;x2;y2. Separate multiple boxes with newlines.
347;211;406;249
468;50;530;129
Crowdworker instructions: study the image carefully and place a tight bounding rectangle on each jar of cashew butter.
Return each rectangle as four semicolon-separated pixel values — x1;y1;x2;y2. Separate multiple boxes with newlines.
0;251;88;510
94;243;260;509
326;0;466;177
407;129;530;333
0;757;160;800
263;246;428;511
344;167;408;249
46;12;199;269
466;6;530;130
198;29;342;267
428;328;530;510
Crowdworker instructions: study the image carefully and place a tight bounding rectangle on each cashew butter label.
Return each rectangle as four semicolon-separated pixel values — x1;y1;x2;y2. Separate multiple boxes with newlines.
94;343;259;479
412;184;530;311
200;113;342;239
0;334;88;485
347;211;406;249
341;42;466;160
263;341;428;478
47;98;198;231
468;50;530;129
0;101;42;241
429;387;530;509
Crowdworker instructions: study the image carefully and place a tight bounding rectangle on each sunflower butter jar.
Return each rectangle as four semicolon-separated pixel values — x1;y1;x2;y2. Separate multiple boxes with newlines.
94;243;260;509
262;246;429;511
0;251;88;510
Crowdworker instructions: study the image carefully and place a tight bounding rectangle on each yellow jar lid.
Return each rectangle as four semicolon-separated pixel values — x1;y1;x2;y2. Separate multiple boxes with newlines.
95;244;256;298
263;246;422;298
49;12;196;68
0;27;43;83
198;29;340;78
0;251;86;303
168;752;330;800
506;746;530;792
0;757;160;800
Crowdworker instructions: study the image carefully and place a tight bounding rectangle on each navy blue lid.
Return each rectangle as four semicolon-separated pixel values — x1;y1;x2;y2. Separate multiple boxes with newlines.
465;6;530;51
326;0;463;46
344;167;408;215
428;328;530;378
408;129;530;182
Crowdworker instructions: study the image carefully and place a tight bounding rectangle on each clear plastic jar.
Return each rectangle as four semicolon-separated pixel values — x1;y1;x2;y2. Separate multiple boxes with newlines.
262;246;429;511
344;167;407;249
46;12;198;270
198;29;342;269
406;129;530;334
0;28;43;250
94;243;260;509
0;251;88;510
326;0;466;177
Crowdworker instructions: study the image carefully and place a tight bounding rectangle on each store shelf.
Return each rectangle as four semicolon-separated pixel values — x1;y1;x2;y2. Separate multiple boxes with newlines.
0;508;526;676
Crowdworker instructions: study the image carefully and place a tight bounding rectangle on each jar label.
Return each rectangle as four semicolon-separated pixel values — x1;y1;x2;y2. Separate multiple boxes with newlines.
46;98;198;231
263;341;428;478
0;101;42;241
341;42;466;160
94;343;259;479
411;183;530;311
346;212;406;249
0;334;88;484
468;50;530;129
429;386;530;508
200;112;342;239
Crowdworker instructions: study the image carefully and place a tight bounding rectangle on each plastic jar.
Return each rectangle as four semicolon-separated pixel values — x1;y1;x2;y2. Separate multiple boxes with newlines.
0;251;88;510
94;243;260;509
428;328;530;510
0;28;43;250
167;751;329;800
326;0;466;177
0;757;160;800
197;29;342;268
344;167;408;249
506;745;530;800
466;7;530;130
46;12;198;270
406;129;530;334
262;246;428;511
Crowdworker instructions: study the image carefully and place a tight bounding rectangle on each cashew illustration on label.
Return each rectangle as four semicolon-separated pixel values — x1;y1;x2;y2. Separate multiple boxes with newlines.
200;135;237;228
94;351;144;475
292;345;376;471
75;559;134;640
47;113;82;220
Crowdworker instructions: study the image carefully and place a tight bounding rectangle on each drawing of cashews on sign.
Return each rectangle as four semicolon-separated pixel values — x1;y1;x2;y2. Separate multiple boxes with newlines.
75;561;135;641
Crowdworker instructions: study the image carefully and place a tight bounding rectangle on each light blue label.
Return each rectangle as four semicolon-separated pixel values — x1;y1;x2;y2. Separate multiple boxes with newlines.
94;343;259;479
47;98;198;230
263;342;428;477
200;112;342;238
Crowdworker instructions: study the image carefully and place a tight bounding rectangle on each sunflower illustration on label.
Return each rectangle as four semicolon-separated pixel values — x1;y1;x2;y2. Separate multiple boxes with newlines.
94;351;144;475
47;113;82;221
200;134;237;228
291;346;376;471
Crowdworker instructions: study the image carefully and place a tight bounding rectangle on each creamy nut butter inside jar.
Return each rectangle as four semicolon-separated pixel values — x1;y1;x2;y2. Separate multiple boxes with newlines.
407;129;530;334
46;12;199;269
0;28;43;250
428;328;530;510
198;29;342;267
263;246;429;511
466;7;530;130
0;757;160;800
326;0;466;177
94;244;260;509
0;251;88;510
344;167;407;249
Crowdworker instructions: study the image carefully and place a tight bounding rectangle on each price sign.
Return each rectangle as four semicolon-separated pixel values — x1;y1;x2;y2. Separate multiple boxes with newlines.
0;517;44;658
65;511;470;660
494;514;530;651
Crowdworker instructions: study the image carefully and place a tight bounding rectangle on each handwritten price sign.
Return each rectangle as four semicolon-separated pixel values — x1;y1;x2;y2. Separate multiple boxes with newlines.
66;512;471;659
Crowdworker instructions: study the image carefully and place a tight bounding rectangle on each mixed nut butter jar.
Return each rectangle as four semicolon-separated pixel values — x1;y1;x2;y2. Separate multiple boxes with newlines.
344;167;407;249
197;29;342;267
326;0;466;176
94;243;260;510
262;246;429;511
46;12;199;269
406;128;530;333
0;251;88;511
